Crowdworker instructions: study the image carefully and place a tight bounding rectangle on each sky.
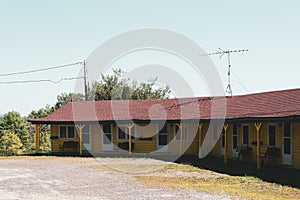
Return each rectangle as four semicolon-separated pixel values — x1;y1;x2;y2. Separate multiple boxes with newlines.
0;1;299;116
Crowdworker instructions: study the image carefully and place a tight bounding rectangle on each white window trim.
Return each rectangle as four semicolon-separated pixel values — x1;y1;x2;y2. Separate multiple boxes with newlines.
241;124;250;145
102;124;112;134
282;122;293;158
157;124;170;151
101;124;113;143
58;125;76;140
117;125;128;140
268;124;277;147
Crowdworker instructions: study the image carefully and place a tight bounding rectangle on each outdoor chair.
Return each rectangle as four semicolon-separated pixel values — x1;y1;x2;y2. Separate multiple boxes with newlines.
261;146;280;165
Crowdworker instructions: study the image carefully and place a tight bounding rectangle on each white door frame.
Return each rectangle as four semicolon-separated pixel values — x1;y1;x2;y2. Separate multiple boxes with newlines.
101;124;114;152
82;125;92;151
282;123;292;165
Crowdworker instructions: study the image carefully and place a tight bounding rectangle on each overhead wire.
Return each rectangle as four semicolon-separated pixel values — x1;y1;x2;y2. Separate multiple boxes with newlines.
0;61;83;77
231;69;249;92
0;61;84;85
0;77;84;84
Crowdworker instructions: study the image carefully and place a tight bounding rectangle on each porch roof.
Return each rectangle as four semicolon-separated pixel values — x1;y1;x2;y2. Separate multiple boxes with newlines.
28;88;300;124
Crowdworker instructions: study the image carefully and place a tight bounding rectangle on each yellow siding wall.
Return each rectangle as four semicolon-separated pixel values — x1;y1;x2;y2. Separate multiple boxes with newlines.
133;124;157;153
50;121;300;169
293;122;300;168
205;122;300;169
91;124;101;154
51;125;79;153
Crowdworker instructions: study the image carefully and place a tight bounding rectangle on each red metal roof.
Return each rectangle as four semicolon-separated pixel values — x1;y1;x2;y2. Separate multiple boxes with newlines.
29;88;300;124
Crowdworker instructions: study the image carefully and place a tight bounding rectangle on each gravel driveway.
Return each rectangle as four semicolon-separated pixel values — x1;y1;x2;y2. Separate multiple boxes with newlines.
0;157;230;200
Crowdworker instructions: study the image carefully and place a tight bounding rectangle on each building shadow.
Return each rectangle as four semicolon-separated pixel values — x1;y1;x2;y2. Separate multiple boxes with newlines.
176;155;300;189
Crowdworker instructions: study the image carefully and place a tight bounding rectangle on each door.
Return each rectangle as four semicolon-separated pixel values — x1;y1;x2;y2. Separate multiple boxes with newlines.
157;124;169;152
221;128;225;156
82;125;92;151
282;123;292;165
101;124;114;151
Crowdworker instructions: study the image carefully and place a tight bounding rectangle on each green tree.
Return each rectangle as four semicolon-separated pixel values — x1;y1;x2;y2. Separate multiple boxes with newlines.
90;69;131;100
0;131;24;156
28;105;54;153
131;77;170;100
0;111;30;152
55;92;85;109
91;69;170;100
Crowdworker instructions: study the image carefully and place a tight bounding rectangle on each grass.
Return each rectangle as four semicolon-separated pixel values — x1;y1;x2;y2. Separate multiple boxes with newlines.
136;163;300;200
176;156;300;188
2;155;300;199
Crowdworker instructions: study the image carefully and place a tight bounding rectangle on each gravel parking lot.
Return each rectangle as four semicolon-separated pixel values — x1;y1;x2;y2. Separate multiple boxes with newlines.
0;157;230;200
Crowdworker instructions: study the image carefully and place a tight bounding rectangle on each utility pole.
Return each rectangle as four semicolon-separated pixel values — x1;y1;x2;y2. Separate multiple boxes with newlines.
83;60;88;101
199;48;249;96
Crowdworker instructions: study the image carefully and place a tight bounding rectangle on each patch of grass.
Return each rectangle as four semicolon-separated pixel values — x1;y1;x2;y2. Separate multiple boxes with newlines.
136;163;300;200
0;155;33;159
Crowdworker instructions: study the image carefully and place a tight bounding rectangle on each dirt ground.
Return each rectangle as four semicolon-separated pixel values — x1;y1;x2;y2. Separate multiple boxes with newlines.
0;157;230;200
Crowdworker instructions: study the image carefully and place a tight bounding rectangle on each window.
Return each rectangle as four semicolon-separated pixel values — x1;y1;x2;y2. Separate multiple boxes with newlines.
221;128;225;148
118;126;127;140
158;123;168;145
103;124;111;133
268;125;276;146
232;124;238;149
159;124;167;134
213;124;218;140
242;125;249;145
283;123;291;154
175;125;180;140
102;124;112;144
59;126;75;139
117;125;135;140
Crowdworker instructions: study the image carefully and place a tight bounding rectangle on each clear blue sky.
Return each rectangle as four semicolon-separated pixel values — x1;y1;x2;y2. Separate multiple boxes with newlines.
0;1;299;115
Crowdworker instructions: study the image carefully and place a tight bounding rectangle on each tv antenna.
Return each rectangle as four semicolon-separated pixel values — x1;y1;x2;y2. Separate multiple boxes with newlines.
199;48;249;96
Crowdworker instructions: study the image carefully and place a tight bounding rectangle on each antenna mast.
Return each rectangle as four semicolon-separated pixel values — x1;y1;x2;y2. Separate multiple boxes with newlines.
199;48;249;96
83;60;88;101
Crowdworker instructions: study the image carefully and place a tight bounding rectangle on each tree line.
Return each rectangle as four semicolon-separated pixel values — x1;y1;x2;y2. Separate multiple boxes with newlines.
0;69;170;156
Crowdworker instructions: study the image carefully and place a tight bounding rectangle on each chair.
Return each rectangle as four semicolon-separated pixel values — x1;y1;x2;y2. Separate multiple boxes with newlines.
261;146;280;165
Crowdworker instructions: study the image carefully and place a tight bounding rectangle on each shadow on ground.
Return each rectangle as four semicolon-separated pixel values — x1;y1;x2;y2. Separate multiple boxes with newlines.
30;153;300;188
176;155;300;189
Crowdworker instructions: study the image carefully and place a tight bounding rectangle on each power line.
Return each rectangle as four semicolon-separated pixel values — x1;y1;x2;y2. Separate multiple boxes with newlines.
0;77;84;84
0;61;83;77
231;69;249;92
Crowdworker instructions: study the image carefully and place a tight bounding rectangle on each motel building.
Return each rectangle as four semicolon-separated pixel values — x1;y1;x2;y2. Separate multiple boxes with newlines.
29;88;300;170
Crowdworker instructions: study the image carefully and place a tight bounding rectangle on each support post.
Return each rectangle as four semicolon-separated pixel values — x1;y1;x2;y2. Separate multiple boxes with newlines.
126;124;134;155
35;124;41;154
223;124;229;164
198;124;203;152
254;123;262;170
176;123;183;154
76;124;85;155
